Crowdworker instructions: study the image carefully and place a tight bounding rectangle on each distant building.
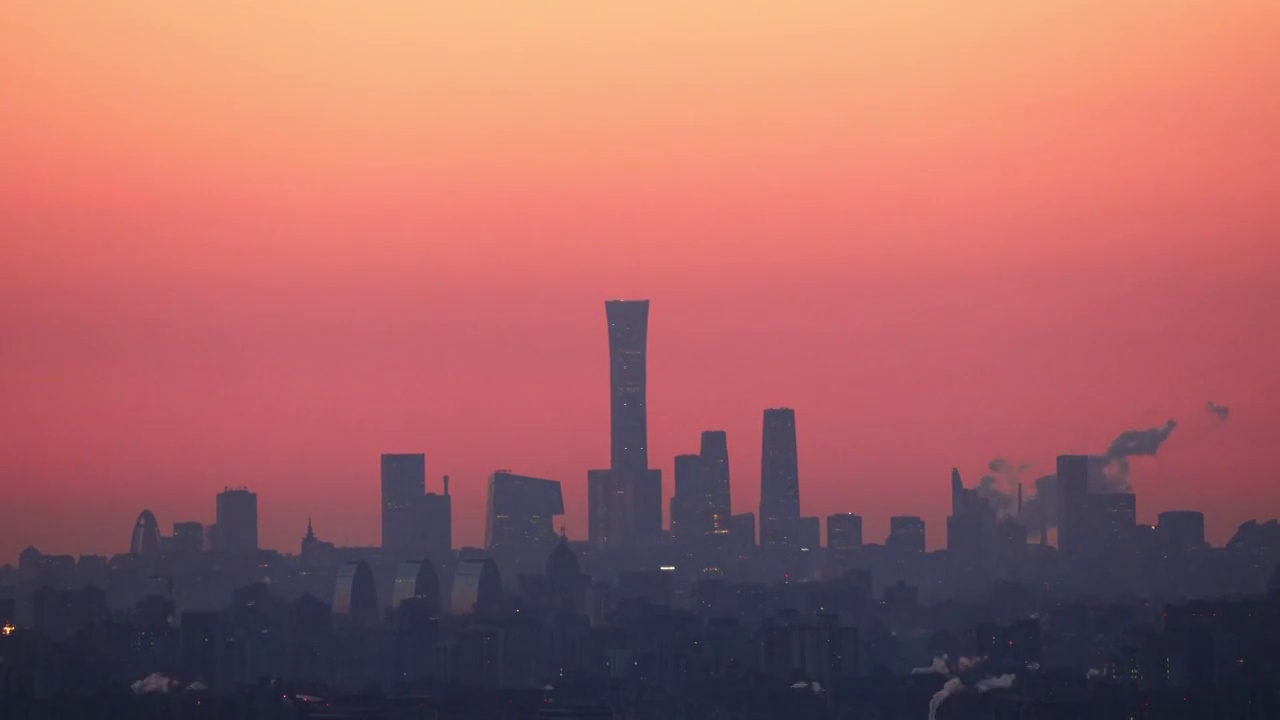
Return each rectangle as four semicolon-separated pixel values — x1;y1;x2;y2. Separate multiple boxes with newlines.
130;510;161;556
604;300;662;545
214;488;258;553
728;512;756;548
671;453;712;541
886;516;926;554
760;408;800;548
451;558;503;616
484;471;564;550
1158;510;1207;554
333;560;378;628
381;453;426;552
798;516;820;551
587;468;612;548
170;522;204;553
700;430;732;531
827;513;863;550
391;559;442;616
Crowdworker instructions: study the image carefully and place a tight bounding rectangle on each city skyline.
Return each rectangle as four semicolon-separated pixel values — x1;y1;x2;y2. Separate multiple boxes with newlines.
3;2;1279;563
0;295;1258;563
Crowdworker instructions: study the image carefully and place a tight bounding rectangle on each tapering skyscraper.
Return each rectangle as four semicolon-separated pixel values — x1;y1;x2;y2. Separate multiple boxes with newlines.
700;430;731;531
601;299;661;543
759;408;800;548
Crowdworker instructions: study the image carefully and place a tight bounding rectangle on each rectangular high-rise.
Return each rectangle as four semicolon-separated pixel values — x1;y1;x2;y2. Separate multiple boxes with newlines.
759;408;800;548
700;430;732;530
827;513;863;551
1056;454;1091;558
671;453;710;541
214;488;258;553
382;453;426;551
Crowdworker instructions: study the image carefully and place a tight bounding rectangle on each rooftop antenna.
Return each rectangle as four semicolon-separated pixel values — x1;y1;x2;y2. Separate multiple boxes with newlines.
443;475;450;496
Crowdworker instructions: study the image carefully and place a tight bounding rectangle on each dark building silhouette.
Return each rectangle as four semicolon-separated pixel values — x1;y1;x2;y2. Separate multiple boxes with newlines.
130;510;161;555
170;521;204;553
451;558;503;616
333;560;378;628
421;479;453;559
391;559;442;616
214;488;258;553
586;468;612;548
546;537;589;615
604;300;660;545
1056;454;1103;558
484;471;564;550
381;453;425;551
700;430;732;531
1158;510;1207;553
827;513;863;550
887;516;926;553
947;468;998;575
798;516;820;551
760;408;800;548
606;299;650;474
670;453;711;541
728;512;756;548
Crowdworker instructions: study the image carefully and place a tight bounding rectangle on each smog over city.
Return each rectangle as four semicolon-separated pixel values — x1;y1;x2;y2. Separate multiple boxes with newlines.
2;3;1278;719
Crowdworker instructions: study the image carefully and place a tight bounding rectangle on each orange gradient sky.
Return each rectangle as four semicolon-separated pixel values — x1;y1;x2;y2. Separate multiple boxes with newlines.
2;1;1278;562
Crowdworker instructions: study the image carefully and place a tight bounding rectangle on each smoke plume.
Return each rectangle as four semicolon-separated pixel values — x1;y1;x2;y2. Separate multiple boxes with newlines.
928;677;965;720
1102;420;1177;485
1206;401;1230;421
975;674;1016;693
131;673;177;694
956;656;985;672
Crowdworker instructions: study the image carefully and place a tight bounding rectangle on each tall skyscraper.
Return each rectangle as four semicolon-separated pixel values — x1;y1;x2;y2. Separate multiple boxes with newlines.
382;453;426;551
700;430;732;530
606;300;649;474
759;408;800;548
603;299;660;543
421;478;452;560
1056;454;1091;558
214;488;258;553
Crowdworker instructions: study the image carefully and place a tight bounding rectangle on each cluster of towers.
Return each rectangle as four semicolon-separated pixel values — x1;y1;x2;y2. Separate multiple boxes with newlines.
585;300;809;553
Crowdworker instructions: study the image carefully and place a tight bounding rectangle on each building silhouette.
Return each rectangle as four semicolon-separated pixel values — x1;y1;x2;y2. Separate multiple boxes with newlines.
451;558;503;616
170;521;204;553
333;560;378;628
381;453;425;551
760;408;800;548
484;471;564;550
602;300;661;546
391;559;442;616
886;516;926;554
699;430;732;531
130;510;161;556
827;513;863;550
1158;510;1207;554
670;453;711;542
798;516;820;551
214;488;258;553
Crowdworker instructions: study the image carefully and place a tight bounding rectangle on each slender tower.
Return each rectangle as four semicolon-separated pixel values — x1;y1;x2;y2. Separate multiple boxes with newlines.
759;408;800;548
604;300;658;543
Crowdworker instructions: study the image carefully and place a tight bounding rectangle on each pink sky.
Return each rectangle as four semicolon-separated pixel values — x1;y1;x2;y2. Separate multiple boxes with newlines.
1;1;1278;562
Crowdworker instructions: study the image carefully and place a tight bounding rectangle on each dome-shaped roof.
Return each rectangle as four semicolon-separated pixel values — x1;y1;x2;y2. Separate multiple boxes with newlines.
131;510;162;555
546;538;579;579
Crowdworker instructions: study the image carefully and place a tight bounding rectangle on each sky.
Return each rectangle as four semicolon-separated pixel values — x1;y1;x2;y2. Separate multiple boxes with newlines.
2;1;1278;563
